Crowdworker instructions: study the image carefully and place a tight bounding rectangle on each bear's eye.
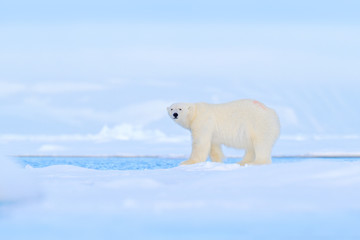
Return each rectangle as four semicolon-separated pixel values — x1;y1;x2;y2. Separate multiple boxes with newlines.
179;108;182;111
171;108;173;111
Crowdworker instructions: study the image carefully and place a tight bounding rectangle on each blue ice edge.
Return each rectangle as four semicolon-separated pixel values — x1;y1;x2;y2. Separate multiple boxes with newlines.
14;156;360;171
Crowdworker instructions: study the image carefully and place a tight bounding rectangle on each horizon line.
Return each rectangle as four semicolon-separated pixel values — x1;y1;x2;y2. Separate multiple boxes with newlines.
12;154;360;158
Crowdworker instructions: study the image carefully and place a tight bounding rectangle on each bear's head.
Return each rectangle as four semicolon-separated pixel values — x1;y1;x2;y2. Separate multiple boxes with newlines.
167;103;195;129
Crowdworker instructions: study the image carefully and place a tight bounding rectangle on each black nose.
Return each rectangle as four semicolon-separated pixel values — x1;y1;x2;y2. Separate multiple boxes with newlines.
173;113;178;118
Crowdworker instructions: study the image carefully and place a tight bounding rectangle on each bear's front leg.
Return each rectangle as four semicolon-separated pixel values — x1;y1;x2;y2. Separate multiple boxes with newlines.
210;144;224;163
180;129;212;165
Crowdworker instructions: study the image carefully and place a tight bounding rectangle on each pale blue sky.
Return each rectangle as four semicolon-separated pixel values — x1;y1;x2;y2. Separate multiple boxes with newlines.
1;0;360;23
1;1;360;156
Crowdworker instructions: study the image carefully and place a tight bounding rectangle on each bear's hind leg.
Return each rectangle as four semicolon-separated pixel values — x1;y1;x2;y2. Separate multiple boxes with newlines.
252;142;272;165
210;144;224;163
238;146;255;166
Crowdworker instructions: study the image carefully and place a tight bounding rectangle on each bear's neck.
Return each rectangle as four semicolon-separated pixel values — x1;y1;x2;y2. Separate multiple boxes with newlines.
178;120;191;130
184;115;196;130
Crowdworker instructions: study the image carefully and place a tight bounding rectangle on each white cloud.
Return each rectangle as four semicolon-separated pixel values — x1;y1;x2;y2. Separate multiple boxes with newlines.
280;134;360;141
118;100;173;125
0;81;107;97
275;106;299;127
1;97;174;140
97;124;188;143
0;81;26;97
0;134;94;142
19;99;173;126
38;144;67;153
205;87;236;104
3;130;357;145
0;124;189;144
97;124;160;141
32;82;107;93
280;134;308;141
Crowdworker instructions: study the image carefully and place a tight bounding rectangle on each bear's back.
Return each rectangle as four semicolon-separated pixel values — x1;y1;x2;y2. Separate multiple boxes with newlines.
194;99;279;148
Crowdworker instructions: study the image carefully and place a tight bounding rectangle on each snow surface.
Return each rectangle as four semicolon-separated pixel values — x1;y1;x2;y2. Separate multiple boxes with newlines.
1;158;360;239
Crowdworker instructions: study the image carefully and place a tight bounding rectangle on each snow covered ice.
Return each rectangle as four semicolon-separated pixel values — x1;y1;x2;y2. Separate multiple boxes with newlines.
1;158;360;240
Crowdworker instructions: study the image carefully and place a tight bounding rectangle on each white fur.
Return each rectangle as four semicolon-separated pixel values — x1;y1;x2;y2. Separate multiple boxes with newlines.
167;99;280;165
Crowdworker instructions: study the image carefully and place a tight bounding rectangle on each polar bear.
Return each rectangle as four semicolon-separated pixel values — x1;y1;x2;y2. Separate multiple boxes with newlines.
167;99;280;165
